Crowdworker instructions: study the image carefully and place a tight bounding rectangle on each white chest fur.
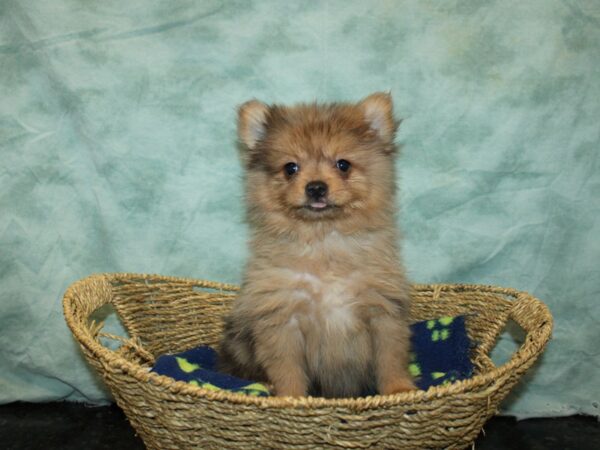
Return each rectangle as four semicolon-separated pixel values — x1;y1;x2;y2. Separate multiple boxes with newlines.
289;271;359;334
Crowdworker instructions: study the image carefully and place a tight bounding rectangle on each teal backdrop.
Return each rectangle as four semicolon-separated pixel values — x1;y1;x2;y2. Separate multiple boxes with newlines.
1;0;599;418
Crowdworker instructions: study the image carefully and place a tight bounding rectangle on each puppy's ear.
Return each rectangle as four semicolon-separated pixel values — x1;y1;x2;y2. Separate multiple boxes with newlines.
359;92;397;142
238;100;269;150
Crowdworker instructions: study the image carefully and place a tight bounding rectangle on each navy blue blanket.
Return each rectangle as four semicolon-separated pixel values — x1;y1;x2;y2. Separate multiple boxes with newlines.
151;315;473;396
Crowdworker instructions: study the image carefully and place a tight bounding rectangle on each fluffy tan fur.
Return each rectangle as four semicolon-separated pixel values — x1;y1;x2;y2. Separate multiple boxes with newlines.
218;92;415;398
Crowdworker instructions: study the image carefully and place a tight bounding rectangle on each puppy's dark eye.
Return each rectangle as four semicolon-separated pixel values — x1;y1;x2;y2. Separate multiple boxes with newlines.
284;162;299;176
336;159;351;172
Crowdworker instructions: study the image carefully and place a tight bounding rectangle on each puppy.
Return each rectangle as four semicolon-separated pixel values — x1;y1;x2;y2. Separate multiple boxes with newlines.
218;93;415;398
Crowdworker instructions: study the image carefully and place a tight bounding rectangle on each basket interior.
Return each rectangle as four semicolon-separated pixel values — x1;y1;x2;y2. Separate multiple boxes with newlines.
104;275;514;376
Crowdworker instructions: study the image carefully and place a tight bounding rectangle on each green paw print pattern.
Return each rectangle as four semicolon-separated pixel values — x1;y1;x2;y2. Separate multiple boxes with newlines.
427;316;454;342
176;357;201;373
239;383;270;396
430;372;458;385
408;352;421;378
176;356;270;395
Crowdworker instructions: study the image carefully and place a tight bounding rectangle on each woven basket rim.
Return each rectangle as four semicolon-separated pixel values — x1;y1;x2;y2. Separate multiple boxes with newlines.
63;272;553;410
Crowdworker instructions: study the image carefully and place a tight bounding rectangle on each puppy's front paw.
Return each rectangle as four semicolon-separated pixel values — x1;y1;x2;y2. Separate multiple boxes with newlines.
273;383;307;398
380;378;416;395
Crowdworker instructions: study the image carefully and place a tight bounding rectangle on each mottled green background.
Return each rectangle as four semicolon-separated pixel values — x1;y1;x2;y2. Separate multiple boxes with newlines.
1;0;599;417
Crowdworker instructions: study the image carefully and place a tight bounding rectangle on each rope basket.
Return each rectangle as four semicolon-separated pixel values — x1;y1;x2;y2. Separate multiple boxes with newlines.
63;273;552;450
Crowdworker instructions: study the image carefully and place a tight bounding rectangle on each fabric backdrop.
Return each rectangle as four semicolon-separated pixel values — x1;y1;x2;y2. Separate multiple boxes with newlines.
1;0;599;418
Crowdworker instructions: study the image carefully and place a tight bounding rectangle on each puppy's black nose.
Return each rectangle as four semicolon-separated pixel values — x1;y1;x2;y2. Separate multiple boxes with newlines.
305;181;328;199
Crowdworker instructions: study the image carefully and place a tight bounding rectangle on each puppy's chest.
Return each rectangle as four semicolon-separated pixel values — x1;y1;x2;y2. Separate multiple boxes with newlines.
289;271;362;332
281;234;376;330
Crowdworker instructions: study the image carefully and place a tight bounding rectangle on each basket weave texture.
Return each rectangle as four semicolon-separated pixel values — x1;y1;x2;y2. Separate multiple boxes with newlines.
63;273;552;450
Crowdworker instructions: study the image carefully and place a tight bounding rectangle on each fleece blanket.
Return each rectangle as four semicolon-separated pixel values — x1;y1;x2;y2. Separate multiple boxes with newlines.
1;0;599;418
151;316;473;396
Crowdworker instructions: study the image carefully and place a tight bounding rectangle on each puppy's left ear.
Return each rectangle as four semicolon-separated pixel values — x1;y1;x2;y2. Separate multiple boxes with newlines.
238;100;269;150
359;92;397;143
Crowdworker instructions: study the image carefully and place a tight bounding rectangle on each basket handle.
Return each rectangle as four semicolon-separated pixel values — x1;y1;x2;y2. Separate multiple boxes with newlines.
509;292;553;335
89;319;156;365
62;274;155;364
479;292;553;370
104;333;155;364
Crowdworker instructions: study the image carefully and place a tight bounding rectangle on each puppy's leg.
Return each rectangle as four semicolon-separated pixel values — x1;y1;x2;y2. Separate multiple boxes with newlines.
218;316;267;381
255;322;308;397
372;312;415;395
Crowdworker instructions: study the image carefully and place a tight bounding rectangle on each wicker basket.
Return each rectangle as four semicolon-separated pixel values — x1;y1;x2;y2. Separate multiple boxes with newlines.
63;273;552;450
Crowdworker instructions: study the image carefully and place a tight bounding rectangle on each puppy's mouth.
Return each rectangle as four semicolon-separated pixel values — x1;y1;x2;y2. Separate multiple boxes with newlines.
301;199;339;213
306;201;329;210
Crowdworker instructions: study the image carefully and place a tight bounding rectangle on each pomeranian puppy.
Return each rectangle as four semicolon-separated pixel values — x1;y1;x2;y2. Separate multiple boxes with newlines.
218;92;415;398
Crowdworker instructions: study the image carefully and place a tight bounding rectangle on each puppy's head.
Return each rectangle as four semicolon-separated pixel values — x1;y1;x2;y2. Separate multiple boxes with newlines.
237;93;399;231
